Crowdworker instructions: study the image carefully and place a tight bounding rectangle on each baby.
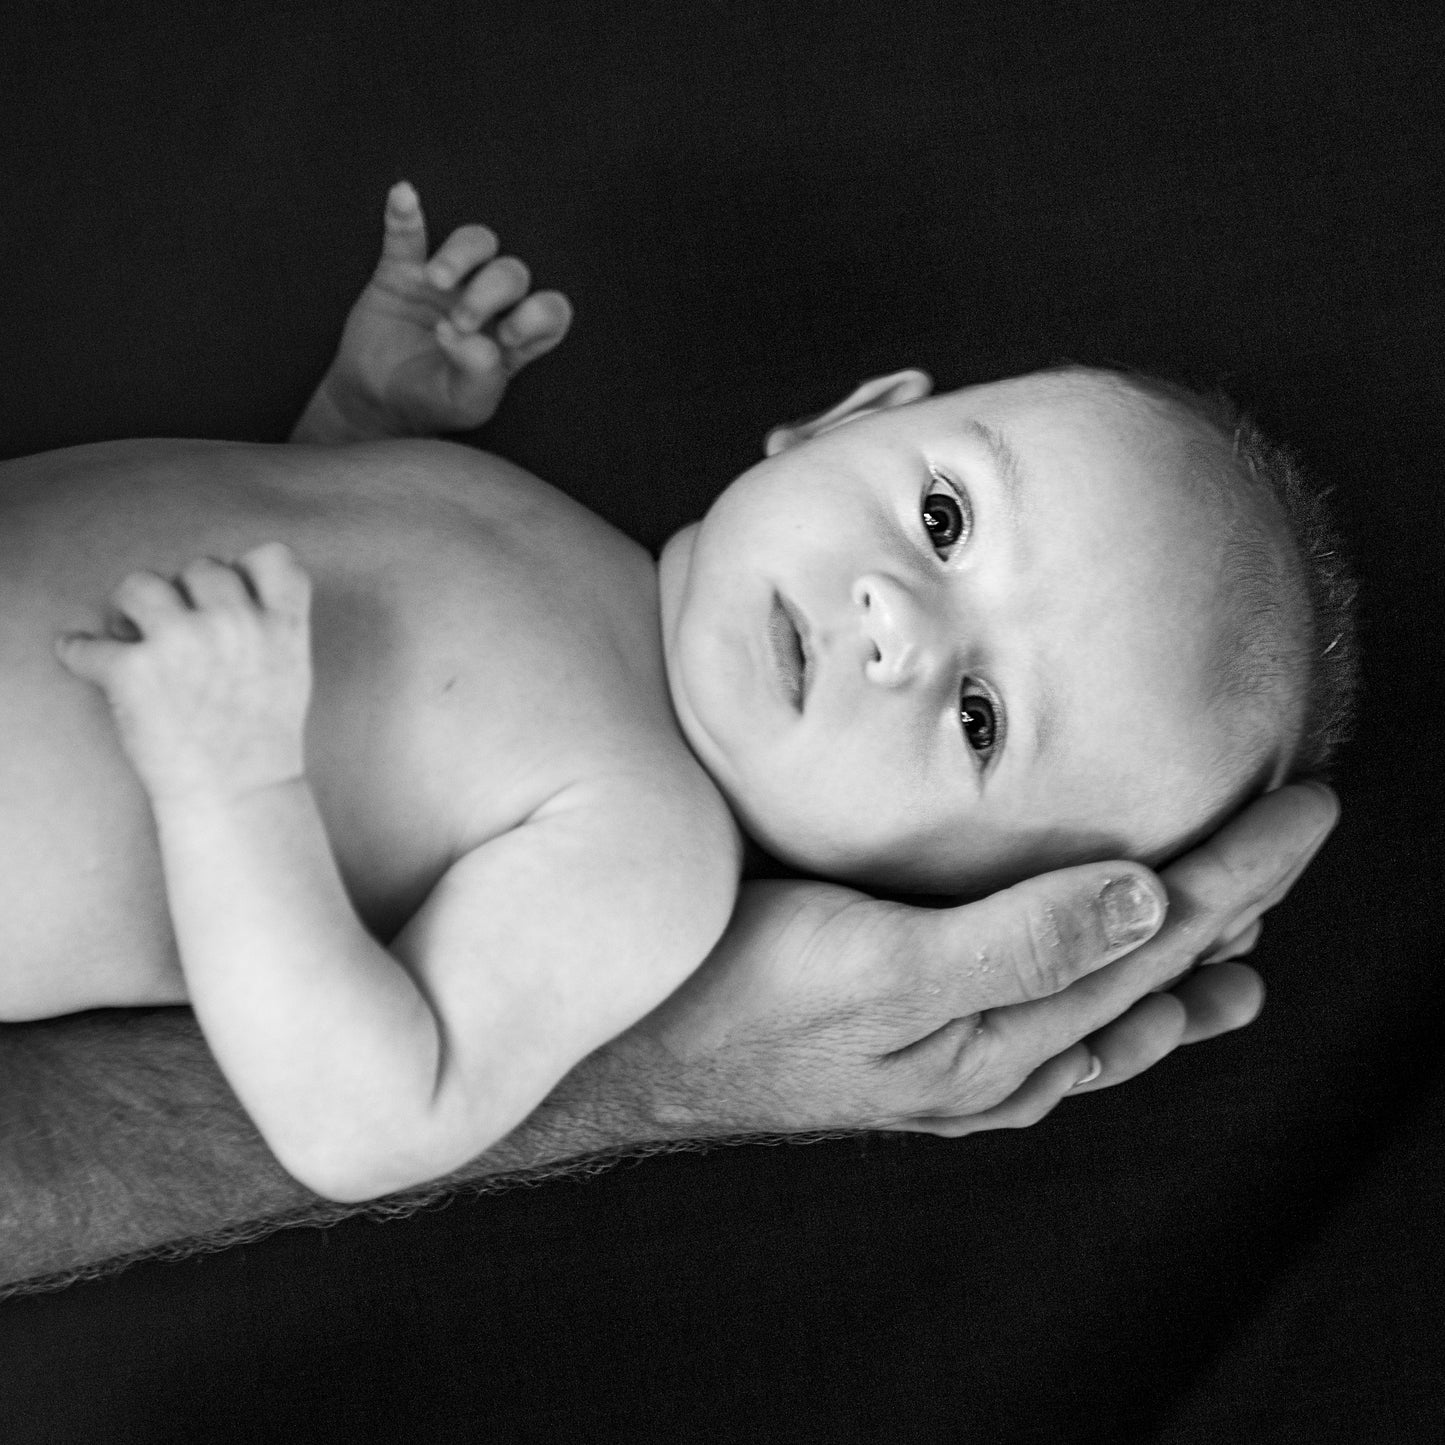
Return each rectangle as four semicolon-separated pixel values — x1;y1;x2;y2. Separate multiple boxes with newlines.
0;185;1356;1201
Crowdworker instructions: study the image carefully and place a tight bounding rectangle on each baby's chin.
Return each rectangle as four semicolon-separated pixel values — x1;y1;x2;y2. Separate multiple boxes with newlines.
736;808;1021;900
727;770;1240;902
756;843;1035;904
759;819;1177;903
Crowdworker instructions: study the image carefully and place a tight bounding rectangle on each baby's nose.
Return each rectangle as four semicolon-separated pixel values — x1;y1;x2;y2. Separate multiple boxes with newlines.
851;573;941;687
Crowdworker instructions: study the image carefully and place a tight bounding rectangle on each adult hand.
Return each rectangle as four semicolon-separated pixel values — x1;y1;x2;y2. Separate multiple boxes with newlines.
627;783;1337;1139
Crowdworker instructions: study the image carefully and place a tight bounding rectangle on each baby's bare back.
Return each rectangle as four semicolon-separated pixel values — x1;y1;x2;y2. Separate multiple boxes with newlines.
0;437;683;1017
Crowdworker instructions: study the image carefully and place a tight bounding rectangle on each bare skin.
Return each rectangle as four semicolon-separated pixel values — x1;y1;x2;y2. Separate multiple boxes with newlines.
0;777;1332;1297
0;184;1337;1295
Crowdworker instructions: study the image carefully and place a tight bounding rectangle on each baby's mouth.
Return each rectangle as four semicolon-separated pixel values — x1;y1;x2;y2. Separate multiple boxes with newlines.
768;593;810;711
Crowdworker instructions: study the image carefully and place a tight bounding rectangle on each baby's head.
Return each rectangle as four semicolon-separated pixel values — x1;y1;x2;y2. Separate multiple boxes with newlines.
658;363;1358;897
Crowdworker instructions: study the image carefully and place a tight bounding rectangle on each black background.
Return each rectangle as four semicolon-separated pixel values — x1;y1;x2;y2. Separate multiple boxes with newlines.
1;2;1442;1440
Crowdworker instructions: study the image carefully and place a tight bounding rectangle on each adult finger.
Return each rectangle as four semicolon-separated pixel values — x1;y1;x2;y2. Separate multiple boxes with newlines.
1164;782;1338;957
885;789;1321;1132
1200;918;1263;965
977;783;1331;1072
380;181;428;267
1169;961;1265;1046
1068;962;1262;1095
890;1043;1098;1138
880;867;1164;1102
898;960;1259;1133
1063;990;1188;1093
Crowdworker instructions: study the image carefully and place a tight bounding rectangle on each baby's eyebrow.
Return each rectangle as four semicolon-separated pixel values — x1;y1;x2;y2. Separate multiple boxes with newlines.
961;419;1026;528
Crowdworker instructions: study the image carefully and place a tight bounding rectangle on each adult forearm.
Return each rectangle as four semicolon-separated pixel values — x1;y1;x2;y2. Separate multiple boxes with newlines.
0;1009;309;1291
0;1009;691;1298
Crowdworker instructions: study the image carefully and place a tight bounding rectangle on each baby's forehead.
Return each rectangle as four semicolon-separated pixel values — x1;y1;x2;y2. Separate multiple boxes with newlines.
935;368;1180;443
919;372;1211;519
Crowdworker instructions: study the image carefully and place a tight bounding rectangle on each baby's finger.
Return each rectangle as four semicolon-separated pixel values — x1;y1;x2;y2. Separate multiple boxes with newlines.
381;181;428;267
236;542;311;616
436;318;504;377
495;290;574;370
447;256;530;335
54;631;129;685
426;224;501;292
112;570;186;632
178;556;252;612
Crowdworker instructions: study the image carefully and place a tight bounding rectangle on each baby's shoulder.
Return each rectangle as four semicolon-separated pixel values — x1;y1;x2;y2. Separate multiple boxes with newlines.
565;754;744;1002
546;739;742;903
569;734;740;915
451;718;743;921
424;747;743;1055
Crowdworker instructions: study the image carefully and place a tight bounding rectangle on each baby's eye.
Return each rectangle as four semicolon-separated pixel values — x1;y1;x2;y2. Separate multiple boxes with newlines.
921;468;973;558
959;689;998;755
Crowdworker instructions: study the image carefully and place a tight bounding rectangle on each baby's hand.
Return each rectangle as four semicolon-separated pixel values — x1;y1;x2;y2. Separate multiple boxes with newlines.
56;544;313;809
311;182;574;439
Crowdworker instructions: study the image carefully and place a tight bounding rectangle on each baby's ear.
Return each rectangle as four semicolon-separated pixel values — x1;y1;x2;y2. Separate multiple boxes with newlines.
763;368;932;456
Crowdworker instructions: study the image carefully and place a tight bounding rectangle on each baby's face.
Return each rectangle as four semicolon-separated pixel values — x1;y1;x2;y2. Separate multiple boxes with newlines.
659;370;1286;894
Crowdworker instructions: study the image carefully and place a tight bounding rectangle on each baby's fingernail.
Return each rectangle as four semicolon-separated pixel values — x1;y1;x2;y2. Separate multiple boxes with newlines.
1100;875;1164;948
1071;1055;1103;1089
390;180;418;208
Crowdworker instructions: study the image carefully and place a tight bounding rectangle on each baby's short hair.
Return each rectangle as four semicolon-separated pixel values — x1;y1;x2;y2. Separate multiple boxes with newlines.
1043;359;1360;784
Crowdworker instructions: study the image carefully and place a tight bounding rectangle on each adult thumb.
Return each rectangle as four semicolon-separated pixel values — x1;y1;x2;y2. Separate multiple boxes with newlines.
928;864;1168;1010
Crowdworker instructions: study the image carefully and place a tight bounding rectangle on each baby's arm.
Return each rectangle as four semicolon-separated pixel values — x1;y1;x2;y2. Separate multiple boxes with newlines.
292;183;573;445
2;783;1328;1293
55;546;438;1198
54;547;734;1203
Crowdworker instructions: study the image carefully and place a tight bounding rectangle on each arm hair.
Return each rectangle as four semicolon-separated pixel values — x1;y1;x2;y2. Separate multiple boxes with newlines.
0;1006;848;1300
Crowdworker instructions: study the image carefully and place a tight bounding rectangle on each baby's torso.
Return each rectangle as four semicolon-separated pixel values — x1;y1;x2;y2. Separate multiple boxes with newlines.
0;437;722;1013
